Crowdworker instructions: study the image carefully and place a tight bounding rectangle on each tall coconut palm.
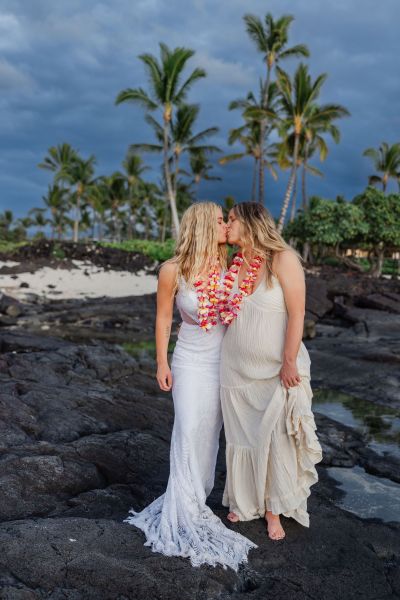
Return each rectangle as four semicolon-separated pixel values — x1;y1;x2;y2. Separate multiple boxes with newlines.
131;103;220;201
65;156;96;242
97;173;127;242
276;63;349;232
0;210;16;241
243;13;309;203
190;150;221;198
116;43;206;237
87;182;111;241
363;142;400;192
169;104;220;194
28;208;50;237
277;120;340;212
271;138;323;221
222;84;278;200
121;153;149;238
38;143;78;186
42;184;68;239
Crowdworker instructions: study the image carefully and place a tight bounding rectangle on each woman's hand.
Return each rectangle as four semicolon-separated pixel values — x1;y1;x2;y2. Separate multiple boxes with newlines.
279;358;301;390
157;362;173;391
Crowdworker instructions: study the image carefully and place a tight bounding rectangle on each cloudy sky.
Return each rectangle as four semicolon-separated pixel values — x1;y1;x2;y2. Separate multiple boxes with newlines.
0;0;399;219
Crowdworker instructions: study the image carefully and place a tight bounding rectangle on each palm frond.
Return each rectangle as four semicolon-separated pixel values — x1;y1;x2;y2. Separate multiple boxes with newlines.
115;88;158;110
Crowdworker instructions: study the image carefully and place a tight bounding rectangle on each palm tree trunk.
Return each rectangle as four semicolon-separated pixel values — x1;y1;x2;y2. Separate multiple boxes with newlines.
290;172;298;222
258;67;272;205
258;137;264;204
98;219;104;242
251;158;258;202
73;192;81;243
302;147;309;209
278;134;300;233
163;119;180;238
161;201;168;242
174;151;180;204
128;183;137;240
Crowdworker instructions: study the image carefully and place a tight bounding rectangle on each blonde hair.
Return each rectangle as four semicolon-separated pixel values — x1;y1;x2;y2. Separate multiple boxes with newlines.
168;202;227;289
232;202;301;287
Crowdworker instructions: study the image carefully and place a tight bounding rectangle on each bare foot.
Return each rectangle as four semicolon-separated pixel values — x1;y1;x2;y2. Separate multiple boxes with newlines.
227;511;240;523
265;511;285;540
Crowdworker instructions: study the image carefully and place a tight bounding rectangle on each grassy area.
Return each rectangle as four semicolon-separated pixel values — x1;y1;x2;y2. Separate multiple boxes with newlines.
101;239;175;262
0;240;29;254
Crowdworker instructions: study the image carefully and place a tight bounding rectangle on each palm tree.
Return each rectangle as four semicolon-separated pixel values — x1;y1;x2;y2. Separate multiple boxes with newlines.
116;43;206;237
42;184;68;239
272;139;323;222
170;104;220;195
131;103;220;201
0;210;16;241
18;216;33;232
38;143;78;185
222;85;279;201
221;119;261;202
87;182;111;241
243;13;309;202
190;150;221;198
276;63;349;232
276;120;340;214
363;142;400;192
65;155;96;242
121;153;149;238
28;208;50;237
97;173;127;242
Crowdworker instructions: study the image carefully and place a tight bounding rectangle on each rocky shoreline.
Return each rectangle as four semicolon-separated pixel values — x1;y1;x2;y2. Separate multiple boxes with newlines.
0;252;399;599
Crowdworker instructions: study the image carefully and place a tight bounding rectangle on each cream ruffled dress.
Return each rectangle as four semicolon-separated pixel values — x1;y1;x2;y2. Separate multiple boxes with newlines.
220;273;322;527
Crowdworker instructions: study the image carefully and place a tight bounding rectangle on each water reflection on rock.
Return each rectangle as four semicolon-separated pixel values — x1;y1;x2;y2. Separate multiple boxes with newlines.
314;389;400;459
328;465;400;523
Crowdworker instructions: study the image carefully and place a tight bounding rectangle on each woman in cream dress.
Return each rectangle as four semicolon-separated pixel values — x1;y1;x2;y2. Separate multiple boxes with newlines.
125;202;256;570
220;202;322;541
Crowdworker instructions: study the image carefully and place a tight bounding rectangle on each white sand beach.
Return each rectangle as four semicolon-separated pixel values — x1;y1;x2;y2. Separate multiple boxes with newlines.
0;260;158;300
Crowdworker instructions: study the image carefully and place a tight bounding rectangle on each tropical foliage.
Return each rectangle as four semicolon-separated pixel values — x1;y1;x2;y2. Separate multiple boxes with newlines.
0;10;397;280
284;188;400;277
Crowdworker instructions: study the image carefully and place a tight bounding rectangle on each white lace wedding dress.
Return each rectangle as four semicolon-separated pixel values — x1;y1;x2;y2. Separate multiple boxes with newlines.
124;277;256;570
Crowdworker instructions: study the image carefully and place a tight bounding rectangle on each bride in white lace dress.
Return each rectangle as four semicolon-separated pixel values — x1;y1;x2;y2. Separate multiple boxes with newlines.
124;202;256;570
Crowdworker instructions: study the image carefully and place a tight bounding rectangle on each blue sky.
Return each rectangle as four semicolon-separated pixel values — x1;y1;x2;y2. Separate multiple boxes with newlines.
0;0;399;220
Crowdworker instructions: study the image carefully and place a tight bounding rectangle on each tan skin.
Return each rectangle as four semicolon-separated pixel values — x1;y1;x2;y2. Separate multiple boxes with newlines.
226;209;306;541
156;208;228;391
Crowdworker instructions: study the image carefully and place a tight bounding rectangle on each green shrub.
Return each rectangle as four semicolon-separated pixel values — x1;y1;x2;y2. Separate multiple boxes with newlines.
0;240;29;254
52;244;66;259
101;239;175;262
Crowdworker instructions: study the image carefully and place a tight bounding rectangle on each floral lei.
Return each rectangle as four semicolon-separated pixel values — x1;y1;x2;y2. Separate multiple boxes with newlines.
194;265;220;331
193;252;264;331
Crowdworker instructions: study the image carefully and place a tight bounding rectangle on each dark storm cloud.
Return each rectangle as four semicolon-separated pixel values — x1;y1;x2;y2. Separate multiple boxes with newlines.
0;0;399;217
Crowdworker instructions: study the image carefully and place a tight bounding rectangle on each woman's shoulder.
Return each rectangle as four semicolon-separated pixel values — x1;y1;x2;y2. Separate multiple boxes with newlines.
272;249;303;278
159;259;178;278
158;260;179;291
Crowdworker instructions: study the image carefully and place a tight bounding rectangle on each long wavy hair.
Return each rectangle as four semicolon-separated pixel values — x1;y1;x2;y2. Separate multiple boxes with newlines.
232;202;300;287
168;202;227;290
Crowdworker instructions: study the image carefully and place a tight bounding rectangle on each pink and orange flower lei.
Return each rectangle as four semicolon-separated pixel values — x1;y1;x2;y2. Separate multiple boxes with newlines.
218;252;263;325
193;252;264;332
194;265;220;331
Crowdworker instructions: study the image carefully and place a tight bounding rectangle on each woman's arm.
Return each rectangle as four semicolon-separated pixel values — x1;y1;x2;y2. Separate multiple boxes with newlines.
274;250;305;389
155;261;177;391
